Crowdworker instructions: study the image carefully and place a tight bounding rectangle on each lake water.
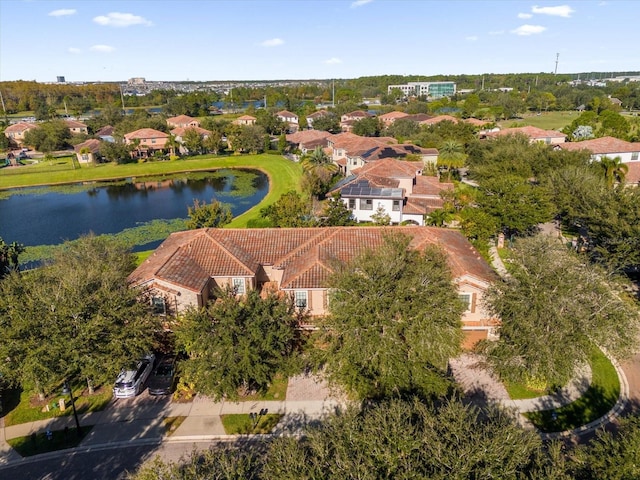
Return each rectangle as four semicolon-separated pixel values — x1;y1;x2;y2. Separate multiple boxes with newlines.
0;169;268;249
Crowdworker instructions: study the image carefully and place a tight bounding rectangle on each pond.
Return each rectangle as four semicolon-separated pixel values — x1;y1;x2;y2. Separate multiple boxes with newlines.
0;169;268;255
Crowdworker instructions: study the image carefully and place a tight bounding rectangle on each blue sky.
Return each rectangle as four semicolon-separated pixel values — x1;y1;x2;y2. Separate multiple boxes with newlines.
1;0;638;82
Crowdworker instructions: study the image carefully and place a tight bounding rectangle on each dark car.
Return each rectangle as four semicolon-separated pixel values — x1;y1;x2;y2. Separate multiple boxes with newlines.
147;356;176;395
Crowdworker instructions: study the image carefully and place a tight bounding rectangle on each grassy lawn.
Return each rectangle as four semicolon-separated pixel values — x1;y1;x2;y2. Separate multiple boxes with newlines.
523;346;620;432
498;111;577;131
221;413;283;435
239;374;288;401
7;426;92;457
163;416;186;436
0;153;302;229
3;386;112;427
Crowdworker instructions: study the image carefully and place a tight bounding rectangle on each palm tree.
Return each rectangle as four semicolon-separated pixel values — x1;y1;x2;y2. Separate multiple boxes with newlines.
599;156;628;187
437;140;467;180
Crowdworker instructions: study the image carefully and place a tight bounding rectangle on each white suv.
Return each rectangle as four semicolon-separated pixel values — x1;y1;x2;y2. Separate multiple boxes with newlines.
113;354;155;398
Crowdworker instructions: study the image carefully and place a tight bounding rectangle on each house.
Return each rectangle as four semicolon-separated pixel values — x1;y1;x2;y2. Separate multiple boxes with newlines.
128;226;498;347
167;115;200;129
340;110;371;132
331;158;452;225
327;132;397;174
170;126;212;154
3;122;39;147
484;126;567;145
64;119;88;135
276;110;299;127
403;113;434;124
378;111;409;127
96;125;115;142
463;118;492;128
420;115;460;126
233;115;257;126
306;110;330;128
74;139;102;164
556;136;640;185
124;128;169;157
285;130;333;156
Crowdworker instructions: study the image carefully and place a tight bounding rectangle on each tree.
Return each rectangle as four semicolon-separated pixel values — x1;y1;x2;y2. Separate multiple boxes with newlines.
0;235;159;396
425;208;451;227
186;199;233;229
260;191;314;227
277;132;287;153
320;196;354;226
351;117;382;137
23;120;71;151
310;112;340;133
300;147;340;197
370;204;391;225
0;237;25;278
321;233;464;400
182;128;204;155
437;139;467;179
598;156;629;187
203;130;223;154
477;175;554;236
174;289;303;399
482;235;640;388
99;138;133;164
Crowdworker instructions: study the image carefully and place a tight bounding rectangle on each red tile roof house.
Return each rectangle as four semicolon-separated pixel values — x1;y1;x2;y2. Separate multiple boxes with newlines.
327;132;397;175
124;128;169;158
484;126;567;145
285;130;333;157
306;110;330;128
233;115;257;126
4;122;39;147
340;110;372;132
167;115;201;129
128;226;498;348
170;126;213;155
74;138;102;164
276;110;299;130
419;115;460;126
331;159;453;225
64;119;88;135
557;136;640;186
378;111;409;127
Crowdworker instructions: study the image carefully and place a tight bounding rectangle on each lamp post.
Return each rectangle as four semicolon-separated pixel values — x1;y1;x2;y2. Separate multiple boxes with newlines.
62;380;82;438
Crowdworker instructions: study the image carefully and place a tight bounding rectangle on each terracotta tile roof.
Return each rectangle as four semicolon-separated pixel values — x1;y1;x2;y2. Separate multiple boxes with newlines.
167;115;197;125
336;157;347;166
96;125;114;136
286;130;332;144
5;122;38;133
307;110;329;119
129;227;495;292
404;197;445;214
343;110;369;118
64;119;87;129
464;118;491;127
404;113;433;123
277;110;298;118
625;161;640;185
74;138;101;153
236;115;256;121
360;144;436;161
488;126;566;140
353;158;421;178
413;176;454;196
379;111;409;121
420;115;460;125
557;136;640;154
124;128;169;140
170;126;211;137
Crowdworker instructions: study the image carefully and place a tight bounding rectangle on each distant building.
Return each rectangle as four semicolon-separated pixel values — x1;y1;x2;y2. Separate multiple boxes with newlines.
387;81;456;99
57;76;65;83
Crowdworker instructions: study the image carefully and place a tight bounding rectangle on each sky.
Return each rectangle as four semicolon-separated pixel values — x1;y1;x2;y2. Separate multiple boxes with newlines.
1;0;638;83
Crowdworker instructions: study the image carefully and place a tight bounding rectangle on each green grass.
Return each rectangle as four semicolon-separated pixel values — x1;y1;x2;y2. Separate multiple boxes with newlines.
524;346;620;432
240;375;288;401
135;250;154;265
498;111;577;131
0;153;302;229
3;386;112;427
221;413;283;434
506;381;548;400
7;426;92;457
163;416;186;436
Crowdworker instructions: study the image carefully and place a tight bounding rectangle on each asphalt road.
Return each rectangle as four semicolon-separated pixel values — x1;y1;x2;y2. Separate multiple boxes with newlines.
0;442;214;480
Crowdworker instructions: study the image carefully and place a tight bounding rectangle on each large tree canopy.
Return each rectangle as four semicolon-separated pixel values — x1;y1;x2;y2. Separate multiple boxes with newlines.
174;289;304;400
0;236;159;395
320;233;464;400
483;235;640;388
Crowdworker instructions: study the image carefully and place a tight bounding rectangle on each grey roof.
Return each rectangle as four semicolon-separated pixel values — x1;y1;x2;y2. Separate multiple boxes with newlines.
340;180;404;199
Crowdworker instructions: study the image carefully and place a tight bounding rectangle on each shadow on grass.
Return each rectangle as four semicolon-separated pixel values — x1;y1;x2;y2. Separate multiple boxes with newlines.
7;426;93;457
221;414;283;435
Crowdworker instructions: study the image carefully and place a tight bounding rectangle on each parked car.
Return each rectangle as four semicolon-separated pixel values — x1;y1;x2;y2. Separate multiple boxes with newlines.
113;354;155;398
147;355;177;396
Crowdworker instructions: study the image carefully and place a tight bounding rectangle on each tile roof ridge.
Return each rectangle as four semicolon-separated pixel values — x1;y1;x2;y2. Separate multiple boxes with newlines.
273;227;332;267
203;229;257;275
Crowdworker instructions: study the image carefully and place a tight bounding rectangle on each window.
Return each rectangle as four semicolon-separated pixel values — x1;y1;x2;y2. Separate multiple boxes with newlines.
348;199;356;210
360;199;373;210
392;200;401;211
82;154;89;161
459;293;472;312
152;296;166;315
232;278;245;294
632;152;639;161
294;291;308;309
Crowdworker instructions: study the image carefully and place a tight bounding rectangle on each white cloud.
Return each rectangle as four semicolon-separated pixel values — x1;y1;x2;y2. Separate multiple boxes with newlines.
489;30;505;35
518;12;533;19
465;36;478;42
49;9;77;17
93;12;152;27
351;0;372;7
90;44;115;53
531;5;575;17
260;38;284;47
511;24;547;36
68;47;82;54
324;57;342;64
